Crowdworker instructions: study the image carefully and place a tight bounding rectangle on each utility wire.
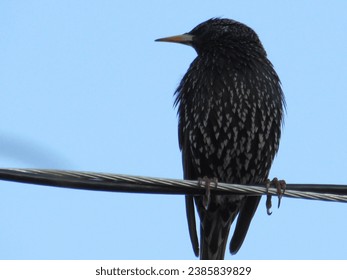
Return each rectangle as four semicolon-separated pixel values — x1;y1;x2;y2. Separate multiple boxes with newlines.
0;168;347;203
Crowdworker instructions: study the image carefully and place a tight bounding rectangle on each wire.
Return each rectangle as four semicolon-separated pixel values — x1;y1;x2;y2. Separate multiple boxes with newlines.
0;168;347;203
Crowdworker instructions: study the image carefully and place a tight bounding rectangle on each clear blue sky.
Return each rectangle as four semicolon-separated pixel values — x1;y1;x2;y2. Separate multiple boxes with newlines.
0;1;346;260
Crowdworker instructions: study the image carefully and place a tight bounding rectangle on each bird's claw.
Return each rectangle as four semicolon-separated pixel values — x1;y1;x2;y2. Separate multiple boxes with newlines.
198;176;218;210
265;177;286;215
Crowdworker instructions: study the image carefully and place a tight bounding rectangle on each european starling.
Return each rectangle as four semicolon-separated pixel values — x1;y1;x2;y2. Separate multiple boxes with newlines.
156;18;285;259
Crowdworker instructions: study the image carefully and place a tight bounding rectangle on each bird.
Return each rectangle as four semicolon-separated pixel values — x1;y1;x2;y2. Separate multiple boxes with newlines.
156;18;285;260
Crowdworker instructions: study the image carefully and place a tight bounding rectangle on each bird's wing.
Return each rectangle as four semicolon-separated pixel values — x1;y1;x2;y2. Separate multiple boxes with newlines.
229;195;261;254
185;195;199;256
179;121;200;257
182;149;200;256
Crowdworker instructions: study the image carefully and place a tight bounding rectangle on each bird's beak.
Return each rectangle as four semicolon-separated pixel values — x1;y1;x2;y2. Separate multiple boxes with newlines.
155;33;194;46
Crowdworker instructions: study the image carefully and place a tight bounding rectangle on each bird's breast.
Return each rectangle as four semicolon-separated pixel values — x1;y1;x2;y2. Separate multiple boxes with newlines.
179;67;282;184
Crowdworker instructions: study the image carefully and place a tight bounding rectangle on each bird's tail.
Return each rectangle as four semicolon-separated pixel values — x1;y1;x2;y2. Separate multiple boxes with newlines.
186;195;260;259
199;221;234;259
196;195;240;260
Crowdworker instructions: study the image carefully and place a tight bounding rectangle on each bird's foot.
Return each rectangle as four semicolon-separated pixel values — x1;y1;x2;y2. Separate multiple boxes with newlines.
198;176;218;210
265;177;286;215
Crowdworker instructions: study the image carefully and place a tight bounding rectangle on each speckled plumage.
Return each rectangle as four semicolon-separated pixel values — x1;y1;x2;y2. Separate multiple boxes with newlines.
157;18;285;259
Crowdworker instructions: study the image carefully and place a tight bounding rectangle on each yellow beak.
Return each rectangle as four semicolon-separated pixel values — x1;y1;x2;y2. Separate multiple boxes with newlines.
155;34;194;46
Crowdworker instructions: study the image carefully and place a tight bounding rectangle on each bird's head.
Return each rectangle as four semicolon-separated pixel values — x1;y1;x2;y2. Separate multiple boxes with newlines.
156;18;265;56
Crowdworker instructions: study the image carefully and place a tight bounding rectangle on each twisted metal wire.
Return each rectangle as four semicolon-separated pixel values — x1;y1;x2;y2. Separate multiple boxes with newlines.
0;168;347;203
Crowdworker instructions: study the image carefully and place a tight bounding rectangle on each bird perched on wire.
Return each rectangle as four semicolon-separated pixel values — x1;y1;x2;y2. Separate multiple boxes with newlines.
156;18;285;259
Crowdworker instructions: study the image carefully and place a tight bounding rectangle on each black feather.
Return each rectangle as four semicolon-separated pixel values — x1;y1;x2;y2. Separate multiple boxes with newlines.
157;18;285;259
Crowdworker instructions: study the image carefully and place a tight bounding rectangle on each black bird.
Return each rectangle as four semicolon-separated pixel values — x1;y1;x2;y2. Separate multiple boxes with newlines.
156;18;285;259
